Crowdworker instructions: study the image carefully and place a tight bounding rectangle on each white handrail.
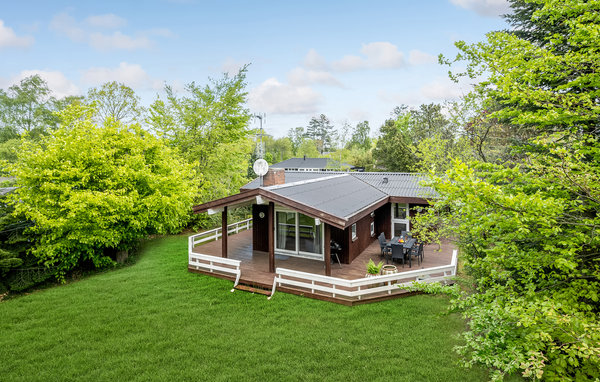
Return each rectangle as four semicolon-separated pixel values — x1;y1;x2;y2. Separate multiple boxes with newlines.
189;251;242;290
188;218;253;252
269;249;458;301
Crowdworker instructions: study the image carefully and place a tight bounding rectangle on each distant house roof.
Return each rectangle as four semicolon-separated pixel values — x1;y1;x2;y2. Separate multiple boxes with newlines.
271;157;354;171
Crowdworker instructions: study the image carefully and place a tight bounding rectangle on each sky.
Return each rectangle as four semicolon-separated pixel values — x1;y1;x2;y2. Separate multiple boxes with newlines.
0;0;511;138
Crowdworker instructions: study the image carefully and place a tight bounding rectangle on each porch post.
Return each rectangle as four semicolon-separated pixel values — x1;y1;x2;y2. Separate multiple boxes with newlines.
324;223;331;276
268;202;275;273
221;206;228;258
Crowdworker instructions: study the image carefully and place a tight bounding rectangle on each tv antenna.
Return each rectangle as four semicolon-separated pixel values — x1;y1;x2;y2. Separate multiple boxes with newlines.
253;113;266;159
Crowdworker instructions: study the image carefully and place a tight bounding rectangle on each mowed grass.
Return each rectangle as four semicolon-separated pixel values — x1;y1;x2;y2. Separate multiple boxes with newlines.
1;235;489;381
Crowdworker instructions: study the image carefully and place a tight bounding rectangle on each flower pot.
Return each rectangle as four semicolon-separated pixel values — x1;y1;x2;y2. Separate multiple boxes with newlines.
381;265;398;275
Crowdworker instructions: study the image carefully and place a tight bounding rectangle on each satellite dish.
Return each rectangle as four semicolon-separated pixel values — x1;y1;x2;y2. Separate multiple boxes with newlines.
253;158;269;176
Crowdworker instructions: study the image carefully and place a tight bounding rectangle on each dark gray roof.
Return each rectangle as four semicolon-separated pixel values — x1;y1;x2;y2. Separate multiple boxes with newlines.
266;174;387;219
352;172;435;199
242;170;435;199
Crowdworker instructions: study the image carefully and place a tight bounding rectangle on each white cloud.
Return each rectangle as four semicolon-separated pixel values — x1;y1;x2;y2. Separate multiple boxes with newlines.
89;31;152;51
50;11;167;51
361;42;405;69
449;0;511;17
85;14;127;29
332;55;366;72
288;68;343;87
49;12;86;42
303;49;328;70
408;49;437;65
81;62;159;89
8;70;79;98
332;42;406;71
0;20;34;48
249;78;322;115
420;79;466;100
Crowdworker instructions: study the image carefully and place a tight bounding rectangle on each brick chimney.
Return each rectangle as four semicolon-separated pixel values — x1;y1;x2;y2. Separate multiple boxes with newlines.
263;168;285;187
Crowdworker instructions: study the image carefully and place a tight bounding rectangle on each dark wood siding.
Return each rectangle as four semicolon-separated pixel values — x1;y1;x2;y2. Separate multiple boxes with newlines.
252;204;269;252
330;225;347;264
375;203;391;240
347;213;376;263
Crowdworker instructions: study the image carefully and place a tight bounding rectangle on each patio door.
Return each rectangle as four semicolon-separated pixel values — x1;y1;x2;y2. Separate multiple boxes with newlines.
275;209;324;260
391;203;410;237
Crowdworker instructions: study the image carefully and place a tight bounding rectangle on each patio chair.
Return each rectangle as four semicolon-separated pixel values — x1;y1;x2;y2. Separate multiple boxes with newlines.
401;230;412;239
408;242;422;267
417;241;424;262
378;233;391;259
330;240;342;269
390;242;405;268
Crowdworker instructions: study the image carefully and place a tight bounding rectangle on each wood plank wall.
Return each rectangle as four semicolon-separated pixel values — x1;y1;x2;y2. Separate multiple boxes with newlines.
252;204;269;252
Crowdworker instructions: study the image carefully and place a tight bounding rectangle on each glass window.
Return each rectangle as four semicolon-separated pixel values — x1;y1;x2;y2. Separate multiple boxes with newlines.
276;211;296;251
393;222;408;237
352;223;357;240
393;203;407;219
370;221;375;236
298;213;322;254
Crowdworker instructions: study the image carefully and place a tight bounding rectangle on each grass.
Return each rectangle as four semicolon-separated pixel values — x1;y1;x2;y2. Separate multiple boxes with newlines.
1;235;492;381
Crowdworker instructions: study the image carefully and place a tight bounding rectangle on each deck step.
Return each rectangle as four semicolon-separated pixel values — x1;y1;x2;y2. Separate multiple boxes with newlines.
235;283;272;295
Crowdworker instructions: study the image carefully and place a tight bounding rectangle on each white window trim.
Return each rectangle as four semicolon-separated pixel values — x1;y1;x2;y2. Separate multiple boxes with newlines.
274;207;324;261
391;203;410;238
370;221;375;237
351;223;357;241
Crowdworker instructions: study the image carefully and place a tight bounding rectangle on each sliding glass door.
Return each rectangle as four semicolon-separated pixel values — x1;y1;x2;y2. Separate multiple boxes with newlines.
275;209;323;260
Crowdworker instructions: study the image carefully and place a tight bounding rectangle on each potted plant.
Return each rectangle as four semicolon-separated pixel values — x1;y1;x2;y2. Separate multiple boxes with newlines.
366;259;384;277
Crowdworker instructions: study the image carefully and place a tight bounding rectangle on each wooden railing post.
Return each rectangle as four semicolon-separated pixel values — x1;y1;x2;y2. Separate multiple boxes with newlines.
222;206;228;258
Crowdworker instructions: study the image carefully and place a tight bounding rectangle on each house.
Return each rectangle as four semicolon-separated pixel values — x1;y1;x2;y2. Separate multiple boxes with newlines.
192;168;434;277
271;156;357;172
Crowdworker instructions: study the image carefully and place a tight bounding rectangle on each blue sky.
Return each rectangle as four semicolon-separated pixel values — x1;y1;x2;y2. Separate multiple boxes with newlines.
0;0;510;137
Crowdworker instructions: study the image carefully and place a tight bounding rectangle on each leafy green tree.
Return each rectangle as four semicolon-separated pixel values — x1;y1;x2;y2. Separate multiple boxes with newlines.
410;134;472;173
0;75;59;141
9;104;196;279
264;136;293;163
409;103;453;143
373;116;415;172
287;126;305;155
296;138;320;158
348;121;371;150
148;66;252;203
87;82;144;125
305;114;334;154
420;1;600;380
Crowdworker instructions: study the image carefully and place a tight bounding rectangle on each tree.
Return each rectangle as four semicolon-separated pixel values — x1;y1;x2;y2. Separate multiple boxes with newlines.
296;138;320;158
372;115;415;172
287;126;305;155
305;114;334;154
148;66;252;203
87;81;145;125
420;1;600;379
0;75;59;141
409;103;453;143
348;121;371;150
9;104;196;279
265;136;293;163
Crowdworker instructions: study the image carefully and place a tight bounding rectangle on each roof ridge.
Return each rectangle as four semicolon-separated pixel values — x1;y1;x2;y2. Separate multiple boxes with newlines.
262;173;349;191
350;173;392;195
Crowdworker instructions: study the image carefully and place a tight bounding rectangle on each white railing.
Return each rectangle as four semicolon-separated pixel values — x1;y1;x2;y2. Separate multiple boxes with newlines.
188;218;252;253
269;249;458;301
187;218;252;290
188;252;242;291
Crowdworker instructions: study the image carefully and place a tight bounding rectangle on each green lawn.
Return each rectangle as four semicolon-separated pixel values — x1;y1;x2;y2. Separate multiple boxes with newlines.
1;235;491;381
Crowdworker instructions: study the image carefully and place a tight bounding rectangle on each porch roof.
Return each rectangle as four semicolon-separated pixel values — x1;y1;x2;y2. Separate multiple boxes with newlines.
193;171;434;229
193;175;388;229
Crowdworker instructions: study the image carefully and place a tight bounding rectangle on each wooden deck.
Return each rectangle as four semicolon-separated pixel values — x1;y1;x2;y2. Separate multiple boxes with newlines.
190;229;456;304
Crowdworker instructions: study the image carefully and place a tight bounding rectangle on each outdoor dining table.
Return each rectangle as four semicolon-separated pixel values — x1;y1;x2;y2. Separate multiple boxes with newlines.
386;236;417;267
